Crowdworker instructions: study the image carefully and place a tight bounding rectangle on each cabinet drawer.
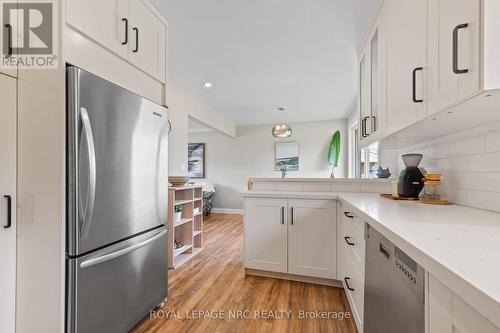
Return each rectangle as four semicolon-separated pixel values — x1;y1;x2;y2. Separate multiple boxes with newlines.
342;219;365;275
343;253;364;332
342;207;365;235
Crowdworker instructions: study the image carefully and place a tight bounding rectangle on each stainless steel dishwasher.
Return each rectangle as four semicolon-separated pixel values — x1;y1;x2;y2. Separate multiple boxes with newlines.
364;223;425;333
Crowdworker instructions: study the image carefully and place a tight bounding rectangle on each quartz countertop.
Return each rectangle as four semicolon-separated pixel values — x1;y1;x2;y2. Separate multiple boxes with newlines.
242;191;500;326
248;177;393;183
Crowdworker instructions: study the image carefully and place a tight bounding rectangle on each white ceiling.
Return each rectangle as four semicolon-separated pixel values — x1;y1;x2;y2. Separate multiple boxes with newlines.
151;0;362;126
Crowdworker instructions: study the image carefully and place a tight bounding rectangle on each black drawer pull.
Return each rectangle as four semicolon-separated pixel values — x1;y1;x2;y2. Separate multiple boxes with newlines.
132;27;139;52
412;67;423;103
453;23;469;74
121;18;128;45
344;236;355;246
344;277;355;291
343;212;354;218
3;195;12;229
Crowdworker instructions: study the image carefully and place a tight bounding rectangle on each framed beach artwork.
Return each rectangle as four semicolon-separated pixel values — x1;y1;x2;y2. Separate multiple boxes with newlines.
275;142;299;171
188;143;206;178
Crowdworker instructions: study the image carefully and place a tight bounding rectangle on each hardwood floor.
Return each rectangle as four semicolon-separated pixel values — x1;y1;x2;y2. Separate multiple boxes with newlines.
132;213;358;333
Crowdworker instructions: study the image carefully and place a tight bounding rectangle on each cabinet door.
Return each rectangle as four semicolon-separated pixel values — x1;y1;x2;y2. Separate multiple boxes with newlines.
369;27;380;137
385;0;427;136
428;0;481;114
0;1;18;77
128;0;166;83
66;0;129;59
288;199;336;279
0;74;17;333
428;274;500;333
244;198;288;273
359;50;371;142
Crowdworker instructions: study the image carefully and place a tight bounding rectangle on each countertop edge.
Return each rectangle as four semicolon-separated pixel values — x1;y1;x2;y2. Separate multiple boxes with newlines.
241;190;500;327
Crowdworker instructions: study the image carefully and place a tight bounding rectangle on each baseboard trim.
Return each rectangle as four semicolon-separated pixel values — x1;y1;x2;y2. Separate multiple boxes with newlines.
211;208;244;215
244;268;343;288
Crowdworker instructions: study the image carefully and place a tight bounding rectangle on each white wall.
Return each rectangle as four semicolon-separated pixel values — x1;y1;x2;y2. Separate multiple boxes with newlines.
189;119;347;210
167;84;237;176
382;121;500;213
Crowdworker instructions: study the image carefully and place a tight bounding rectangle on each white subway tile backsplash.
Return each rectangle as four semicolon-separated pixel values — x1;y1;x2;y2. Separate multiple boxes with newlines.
331;182;361;192
252;182;277;191
303;183;331;192
467;152;500;173
486;173;500;192
276;183;302;192
485;131;500;152
466;190;500;212
443;187;467;205
392;123;500;213
448;136;485;156
360;182;391;193
443;173;486;191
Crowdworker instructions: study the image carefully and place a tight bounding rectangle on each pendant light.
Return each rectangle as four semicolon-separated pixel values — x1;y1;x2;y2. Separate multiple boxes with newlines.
272;124;292;138
272;107;292;138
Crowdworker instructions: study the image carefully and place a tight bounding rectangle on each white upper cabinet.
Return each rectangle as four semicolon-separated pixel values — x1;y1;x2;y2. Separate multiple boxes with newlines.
128;0;166;83
0;1;18;78
66;0;167;83
385;0;428;136
359;8;385;147
427;0;481;114
288;199;336;279
0;73;17;333
359;0;500;145
244;198;288;273
66;0;129;59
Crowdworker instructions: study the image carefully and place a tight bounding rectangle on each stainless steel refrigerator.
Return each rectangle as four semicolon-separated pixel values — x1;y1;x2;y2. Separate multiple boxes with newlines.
66;66;168;333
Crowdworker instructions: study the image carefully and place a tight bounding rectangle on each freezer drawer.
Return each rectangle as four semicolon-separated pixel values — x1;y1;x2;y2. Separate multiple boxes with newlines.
67;228;168;333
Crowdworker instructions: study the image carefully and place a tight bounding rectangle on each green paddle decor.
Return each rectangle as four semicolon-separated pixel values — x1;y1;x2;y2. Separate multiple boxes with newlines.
328;130;341;178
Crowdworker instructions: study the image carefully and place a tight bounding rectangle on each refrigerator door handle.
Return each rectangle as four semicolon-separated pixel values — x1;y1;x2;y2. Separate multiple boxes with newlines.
79;106;96;239
79;229;167;269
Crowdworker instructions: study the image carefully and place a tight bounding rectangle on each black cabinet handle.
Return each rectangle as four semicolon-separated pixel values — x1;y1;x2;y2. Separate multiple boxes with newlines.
344;236;355;246
132;27;139;52
121;18;128;45
290;207;294;225
344;211;354;218
412;67;423;103
4;23;12;57
280;206;285;225
453;23;469;74
361;116;370;138
3;195;12;229
344;277;355;291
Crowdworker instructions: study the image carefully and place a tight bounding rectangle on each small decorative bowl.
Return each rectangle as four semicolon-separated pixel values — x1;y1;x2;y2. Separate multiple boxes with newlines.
169;176;190;186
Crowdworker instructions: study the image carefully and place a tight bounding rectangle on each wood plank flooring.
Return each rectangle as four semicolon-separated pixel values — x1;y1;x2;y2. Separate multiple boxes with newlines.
132;213;357;333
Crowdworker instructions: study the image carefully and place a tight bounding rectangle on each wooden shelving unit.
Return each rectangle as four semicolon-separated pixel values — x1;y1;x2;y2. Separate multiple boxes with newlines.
168;185;204;268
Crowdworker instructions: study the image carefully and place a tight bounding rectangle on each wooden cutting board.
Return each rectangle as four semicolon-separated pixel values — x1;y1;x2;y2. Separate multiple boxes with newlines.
380;194;452;205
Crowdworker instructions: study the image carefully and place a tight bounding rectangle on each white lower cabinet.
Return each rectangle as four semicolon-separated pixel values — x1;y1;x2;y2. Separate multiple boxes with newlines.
244;197;336;279
0;73;17;333
244;197;288;273
339;204;366;333
288;199;336;279
428;274;500;333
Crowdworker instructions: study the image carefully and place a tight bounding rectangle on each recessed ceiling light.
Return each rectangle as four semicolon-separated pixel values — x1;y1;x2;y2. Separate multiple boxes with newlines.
204;82;213;88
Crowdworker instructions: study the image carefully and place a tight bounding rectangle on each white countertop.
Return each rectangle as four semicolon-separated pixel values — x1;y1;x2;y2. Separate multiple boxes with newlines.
242;191;500;326
249;177;393;183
